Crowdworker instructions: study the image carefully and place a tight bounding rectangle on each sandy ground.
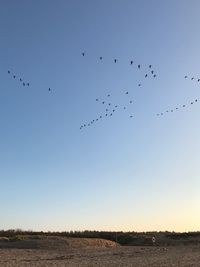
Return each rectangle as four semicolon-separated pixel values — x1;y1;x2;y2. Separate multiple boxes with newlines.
0;245;200;267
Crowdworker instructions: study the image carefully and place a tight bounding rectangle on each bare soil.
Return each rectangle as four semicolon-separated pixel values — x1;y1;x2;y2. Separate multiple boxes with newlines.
0;244;200;266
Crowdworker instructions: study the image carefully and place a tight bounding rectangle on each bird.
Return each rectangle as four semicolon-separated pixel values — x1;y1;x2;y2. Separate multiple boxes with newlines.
125;91;128;94
138;83;142;87
99;56;103;60
145;74;148;78
84;124;86;127
191;77;194;80
110;113;113;116
176;107;179;110
130;115;133;118
108;103;111;106
48;88;51;91
100;116;102;118
113;109;115;112
105;114;108;116
114;59;117;63
106;109;108;112
102;101;105;104
153;74;156;78
166;110;169;112
156;114;160;116
107;94;110;97
96;119;98;121
27;83;29;86
191;102;194;104
123;107;126;110
19;78;22;82
88;124;90;126
182;105;186;107
13;75;16;78
184;76;188;78
151;70;154;74
198;79;200;82
96;98;98;101
23;82;25;86
115;105;118;108
130;100;133;103
138;64;141;69
82;52;85;56
149;65;152;68
8;70;10;74
130;60;133;65
195;99;198;102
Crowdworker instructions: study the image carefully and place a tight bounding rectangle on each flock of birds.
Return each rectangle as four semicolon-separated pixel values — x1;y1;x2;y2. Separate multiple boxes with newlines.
6;53;199;131
7;70;52;91
80;52;158;130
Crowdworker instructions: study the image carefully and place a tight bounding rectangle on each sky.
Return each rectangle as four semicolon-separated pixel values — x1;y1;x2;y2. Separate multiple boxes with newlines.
0;0;200;232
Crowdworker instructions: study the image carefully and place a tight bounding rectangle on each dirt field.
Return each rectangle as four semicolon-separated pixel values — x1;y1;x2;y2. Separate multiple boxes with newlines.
0;245;200;267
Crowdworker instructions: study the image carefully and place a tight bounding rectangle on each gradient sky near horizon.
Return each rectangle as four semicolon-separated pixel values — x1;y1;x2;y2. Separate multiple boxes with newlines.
0;0;200;232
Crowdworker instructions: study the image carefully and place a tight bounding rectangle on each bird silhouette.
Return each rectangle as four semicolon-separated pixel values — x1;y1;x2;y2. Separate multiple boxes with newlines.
124;107;126;110
191;102;194;104
114;59;117;63
13;75;16;78
149;65;152;68
138;64;141;69
22;82;25;86
48;88;51;91
153;74;156;78
130;115;133;118
182;105;186;107
106;109;108;112
176;107;178;110
191;77;194;80
125;91;128;94
113;109;115;112
130;60;133;65
96;98;98;101
99;57;103;60
107;94;110;97
138;83;142;87
130;100;133;103
19;78;22;82
198;79;200;82
145;74;148;78
195;99;198;102
184;76;188;78
151;70;154;74
102;101;105;104
27;83;29;86
82;52;85;56
115;105;118;108
110;113;113;116
105;114;108;116
8;70;10;74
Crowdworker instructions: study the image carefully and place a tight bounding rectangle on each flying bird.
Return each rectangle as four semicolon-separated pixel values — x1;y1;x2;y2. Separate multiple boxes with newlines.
125;91;129;94
13;75;16;78
102;101;105;104
191;77;194;80
138;64;141;69
107;94;110;97
114;59;117;63
145;74;148;78
151;70;154;74
130;115;133;118
130;100;133;103
8;70;10;74
96;98;98;101
198;79;200;82
108;103;111;106
149;65;152;68
195;99;198;102
48;88;51;91
19;78;22;82
130;60;133;65
153;74;156;78
182;105;186;107
138;83;142;86
23;82;25;86
99;56;103;60
27;83;29;86
184;76;188;78
82;52;85;56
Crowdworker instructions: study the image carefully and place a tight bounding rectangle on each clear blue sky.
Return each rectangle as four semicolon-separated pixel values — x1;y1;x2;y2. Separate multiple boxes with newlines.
0;0;200;232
